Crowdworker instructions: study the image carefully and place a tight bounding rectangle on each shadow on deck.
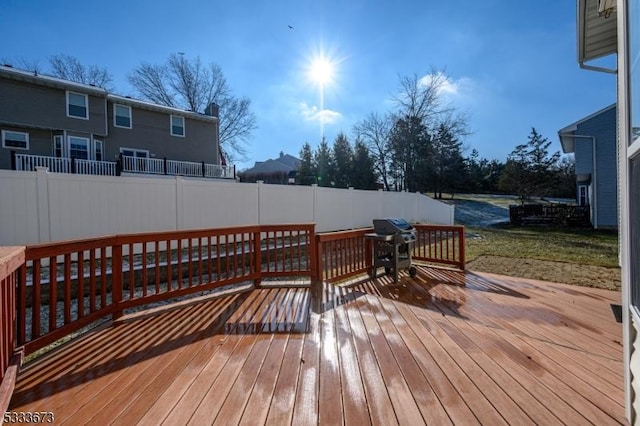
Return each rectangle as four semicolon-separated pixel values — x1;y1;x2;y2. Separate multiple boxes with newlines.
8;265;626;425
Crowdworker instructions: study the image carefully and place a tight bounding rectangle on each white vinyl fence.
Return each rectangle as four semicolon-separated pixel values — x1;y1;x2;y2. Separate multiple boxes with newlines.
0;168;454;245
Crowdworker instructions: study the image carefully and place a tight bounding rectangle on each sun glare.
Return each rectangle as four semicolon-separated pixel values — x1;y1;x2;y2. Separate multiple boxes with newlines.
308;56;335;86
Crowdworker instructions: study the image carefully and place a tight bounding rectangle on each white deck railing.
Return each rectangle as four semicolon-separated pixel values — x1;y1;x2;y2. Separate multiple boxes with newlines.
14;154;71;173
121;156;165;174
13;153;234;179
75;159;117;176
166;159;202;177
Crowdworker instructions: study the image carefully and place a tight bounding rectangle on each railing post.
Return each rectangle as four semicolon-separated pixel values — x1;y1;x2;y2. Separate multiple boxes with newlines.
202;161;205;177
112;242;123;319
458;226;466;270
10;150;16;171
116;153;123;176
253;230;262;287
163;157;168;175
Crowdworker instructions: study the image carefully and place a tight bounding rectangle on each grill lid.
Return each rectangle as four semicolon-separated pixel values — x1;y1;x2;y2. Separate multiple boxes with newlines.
373;218;414;234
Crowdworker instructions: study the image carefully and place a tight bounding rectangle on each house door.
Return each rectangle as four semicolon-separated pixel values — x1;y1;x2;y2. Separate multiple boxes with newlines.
120;148;149;172
578;185;589;206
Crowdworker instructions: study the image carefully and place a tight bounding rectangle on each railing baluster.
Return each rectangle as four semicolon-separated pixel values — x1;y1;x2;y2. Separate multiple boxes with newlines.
128;243;135;300
77;251;84;319
177;239;183;289
49;257;57;333
89;249;96;313
32;261;41;340
100;248;107;309
166;239;172;292
142;242;148;296
64;253;71;325
155;242;160;294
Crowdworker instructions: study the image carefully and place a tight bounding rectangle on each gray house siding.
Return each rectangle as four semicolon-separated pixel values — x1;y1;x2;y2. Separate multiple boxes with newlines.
0;77;106;135
576;106;618;229
106;105;218;164
0;126;55;169
559;104;618;229
0;66;221;171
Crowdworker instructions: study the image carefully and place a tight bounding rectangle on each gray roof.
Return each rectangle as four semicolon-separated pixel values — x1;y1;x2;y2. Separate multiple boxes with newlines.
558;103;616;153
242;153;301;175
0;65;217;123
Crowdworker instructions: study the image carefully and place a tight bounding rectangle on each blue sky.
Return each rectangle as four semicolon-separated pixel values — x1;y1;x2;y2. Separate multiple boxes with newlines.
1;0;616;170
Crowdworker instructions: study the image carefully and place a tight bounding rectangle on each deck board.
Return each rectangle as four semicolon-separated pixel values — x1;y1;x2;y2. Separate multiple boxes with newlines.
8;266;627;425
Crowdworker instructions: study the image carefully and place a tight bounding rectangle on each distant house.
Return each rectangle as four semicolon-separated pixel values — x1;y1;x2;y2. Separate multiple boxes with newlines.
239;152;300;184
0;65;234;179
558;104;617;229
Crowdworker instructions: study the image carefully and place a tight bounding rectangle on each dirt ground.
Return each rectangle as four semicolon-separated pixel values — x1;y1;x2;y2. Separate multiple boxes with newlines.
466;255;621;291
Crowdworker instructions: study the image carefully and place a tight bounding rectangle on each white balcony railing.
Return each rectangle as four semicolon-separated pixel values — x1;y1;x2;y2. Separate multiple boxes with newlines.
121;156;165;174
166;159;202;177
75;159;117;176
14;154;71;173
12;153;234;180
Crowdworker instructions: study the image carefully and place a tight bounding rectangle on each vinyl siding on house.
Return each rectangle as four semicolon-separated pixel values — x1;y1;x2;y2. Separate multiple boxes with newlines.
576;106;618;228
106;103;218;164
0;66;220;170
0;77;106;135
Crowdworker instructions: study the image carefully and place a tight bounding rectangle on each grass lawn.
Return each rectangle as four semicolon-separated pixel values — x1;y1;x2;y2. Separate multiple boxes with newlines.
443;194;621;290
465;224;619;268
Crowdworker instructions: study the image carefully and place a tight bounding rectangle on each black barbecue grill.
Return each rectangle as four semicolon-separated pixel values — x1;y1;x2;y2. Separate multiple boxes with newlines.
365;218;417;283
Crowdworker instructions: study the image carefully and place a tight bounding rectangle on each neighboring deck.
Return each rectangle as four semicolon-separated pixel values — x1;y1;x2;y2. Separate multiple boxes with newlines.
9;266;625;425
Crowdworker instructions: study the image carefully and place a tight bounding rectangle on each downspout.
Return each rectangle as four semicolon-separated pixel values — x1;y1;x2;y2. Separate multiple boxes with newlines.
563;134;598;228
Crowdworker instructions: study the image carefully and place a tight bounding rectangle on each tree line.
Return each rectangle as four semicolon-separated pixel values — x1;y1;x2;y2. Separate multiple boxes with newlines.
293;124;574;200
293;69;575;200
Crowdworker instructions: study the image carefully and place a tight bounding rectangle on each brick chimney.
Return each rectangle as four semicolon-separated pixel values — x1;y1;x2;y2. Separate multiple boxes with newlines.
204;102;219;117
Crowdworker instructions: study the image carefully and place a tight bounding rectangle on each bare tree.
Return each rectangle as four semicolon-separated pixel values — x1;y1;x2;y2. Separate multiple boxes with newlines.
49;54;113;90
129;53;256;161
353;112;392;190
389;69;470;192
392;69;450;123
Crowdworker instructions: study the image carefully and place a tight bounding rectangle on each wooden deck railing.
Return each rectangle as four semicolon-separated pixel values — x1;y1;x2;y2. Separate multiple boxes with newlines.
0;247;25;415
412;224;465;270
315;229;372;283
314;225;465;282
17;224;314;355
1;222;463;361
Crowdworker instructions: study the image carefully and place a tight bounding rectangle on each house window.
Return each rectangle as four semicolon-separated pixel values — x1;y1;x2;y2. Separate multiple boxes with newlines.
1;130;29;150
170;115;185;137
67;91;88;119
53;135;63;157
69;136;89;160
114;104;132;128
94;140;104;161
578;185;589;206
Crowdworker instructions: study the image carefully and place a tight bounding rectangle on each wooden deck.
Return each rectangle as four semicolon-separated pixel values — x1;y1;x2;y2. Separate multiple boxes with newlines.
8;266;626;425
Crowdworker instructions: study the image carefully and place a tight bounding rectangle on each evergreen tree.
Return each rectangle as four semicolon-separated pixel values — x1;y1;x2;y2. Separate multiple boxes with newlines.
298;142;316;185
351;139;378;190
314;139;334;187
499;128;560;202
332;133;353;188
430;122;466;198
